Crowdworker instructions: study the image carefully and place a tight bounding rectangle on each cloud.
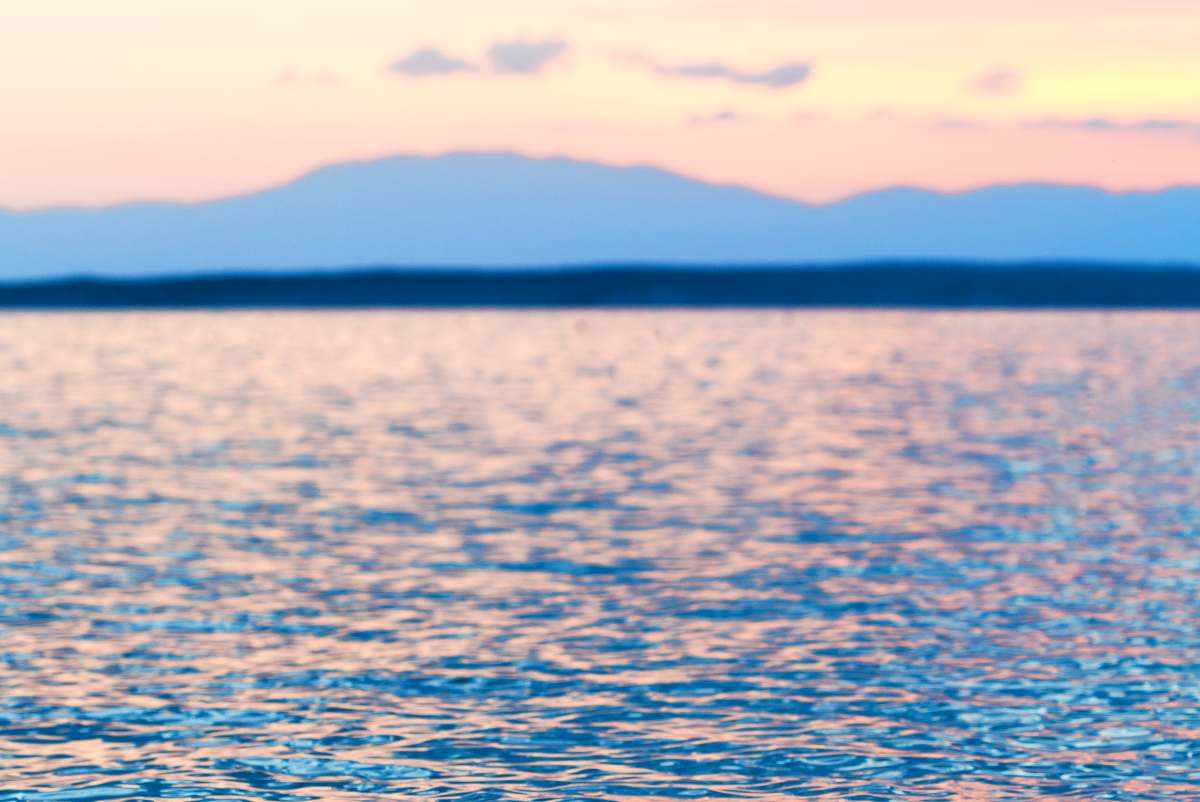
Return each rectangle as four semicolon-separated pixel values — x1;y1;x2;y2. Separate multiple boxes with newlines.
387;40;568;79
688;109;743;126
656;60;812;89
1023;117;1199;134
967;68;1022;96
389;47;477;77
486;39;569;75
925;114;1200;139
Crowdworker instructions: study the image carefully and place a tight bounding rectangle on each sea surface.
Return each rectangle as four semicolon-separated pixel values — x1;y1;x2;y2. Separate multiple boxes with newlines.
1;310;1198;801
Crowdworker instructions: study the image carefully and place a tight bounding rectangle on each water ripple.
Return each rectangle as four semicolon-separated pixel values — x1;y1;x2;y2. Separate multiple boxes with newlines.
0;311;1199;799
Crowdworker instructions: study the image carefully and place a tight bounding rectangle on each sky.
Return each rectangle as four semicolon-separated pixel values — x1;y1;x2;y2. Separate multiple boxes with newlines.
3;0;1199;209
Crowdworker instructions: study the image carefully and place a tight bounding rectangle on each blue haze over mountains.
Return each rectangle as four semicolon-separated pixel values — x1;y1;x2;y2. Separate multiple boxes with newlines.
0;152;1197;278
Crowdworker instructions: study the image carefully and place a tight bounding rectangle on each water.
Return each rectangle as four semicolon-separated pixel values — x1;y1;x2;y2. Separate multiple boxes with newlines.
1;310;1199;801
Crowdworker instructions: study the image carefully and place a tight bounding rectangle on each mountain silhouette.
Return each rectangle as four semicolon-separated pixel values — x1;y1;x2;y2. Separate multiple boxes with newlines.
1;152;1196;278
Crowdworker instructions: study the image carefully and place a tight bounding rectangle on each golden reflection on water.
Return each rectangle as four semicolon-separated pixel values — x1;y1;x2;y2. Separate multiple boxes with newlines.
0;311;1199;800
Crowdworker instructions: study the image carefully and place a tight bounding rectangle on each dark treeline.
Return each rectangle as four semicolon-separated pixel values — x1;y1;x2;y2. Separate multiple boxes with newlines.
3;264;1200;308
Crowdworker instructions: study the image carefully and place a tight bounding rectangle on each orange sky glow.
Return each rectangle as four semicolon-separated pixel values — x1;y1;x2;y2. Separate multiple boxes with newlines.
2;0;1199;208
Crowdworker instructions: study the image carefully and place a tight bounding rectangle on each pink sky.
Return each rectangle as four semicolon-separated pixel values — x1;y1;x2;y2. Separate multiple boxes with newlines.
3;0;1199;209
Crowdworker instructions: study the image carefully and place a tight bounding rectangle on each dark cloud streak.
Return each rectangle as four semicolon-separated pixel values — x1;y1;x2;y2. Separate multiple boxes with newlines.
656;60;812;89
1024;117;1198;134
388;40;568;79
487;39;569;75
933;114;1200;138
389;47;478;77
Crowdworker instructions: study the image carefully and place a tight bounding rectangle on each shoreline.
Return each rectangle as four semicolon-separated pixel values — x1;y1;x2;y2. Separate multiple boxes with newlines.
3;264;1200;308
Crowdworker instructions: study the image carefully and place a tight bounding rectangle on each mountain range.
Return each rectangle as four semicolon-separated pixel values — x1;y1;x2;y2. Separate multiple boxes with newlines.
1;152;1197;279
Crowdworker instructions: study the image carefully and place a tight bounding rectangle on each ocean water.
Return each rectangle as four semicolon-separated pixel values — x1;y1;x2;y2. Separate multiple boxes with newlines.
1;310;1199;801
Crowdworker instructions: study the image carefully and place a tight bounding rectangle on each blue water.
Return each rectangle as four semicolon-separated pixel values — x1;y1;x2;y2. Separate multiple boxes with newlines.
1;310;1199;800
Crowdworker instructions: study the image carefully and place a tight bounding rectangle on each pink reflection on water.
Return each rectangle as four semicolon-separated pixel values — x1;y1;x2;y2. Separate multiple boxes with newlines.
0;311;1198;798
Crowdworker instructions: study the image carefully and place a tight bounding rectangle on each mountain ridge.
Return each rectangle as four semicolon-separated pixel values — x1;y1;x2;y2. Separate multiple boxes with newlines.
10;153;1200;215
2;151;1197;278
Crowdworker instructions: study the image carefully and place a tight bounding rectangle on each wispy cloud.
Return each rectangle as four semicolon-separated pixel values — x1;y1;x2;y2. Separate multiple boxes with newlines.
688;109;743;126
967;68;1022;96
656;60;812;89
487;39;569;75
927;114;1200;139
1023;117;1200;135
388;39;568;80
389;47;478;77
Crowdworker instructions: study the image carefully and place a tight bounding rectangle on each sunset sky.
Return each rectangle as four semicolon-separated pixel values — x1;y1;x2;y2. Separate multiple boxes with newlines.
4;0;1199;209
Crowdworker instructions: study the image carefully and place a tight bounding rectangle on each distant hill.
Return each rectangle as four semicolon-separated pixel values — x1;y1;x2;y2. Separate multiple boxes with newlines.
8;266;1200;308
0;152;1197;278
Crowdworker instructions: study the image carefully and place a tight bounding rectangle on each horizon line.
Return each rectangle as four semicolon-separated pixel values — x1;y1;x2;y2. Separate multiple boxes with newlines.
5;260;1200;289
7;262;1200;311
